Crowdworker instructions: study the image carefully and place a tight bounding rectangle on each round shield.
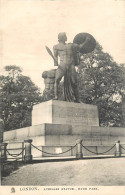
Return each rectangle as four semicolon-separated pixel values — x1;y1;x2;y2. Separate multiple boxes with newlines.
73;33;96;54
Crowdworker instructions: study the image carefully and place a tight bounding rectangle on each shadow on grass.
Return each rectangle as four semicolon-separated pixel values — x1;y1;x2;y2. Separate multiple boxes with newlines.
1;161;24;177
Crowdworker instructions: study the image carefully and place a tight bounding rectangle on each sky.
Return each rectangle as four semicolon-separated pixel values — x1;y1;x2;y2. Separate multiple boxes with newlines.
0;0;125;91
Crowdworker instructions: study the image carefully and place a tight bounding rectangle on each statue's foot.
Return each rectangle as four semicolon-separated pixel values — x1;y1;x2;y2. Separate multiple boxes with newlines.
74;100;81;103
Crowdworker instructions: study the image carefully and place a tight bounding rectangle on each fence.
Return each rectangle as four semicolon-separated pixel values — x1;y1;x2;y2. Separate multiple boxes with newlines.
1;139;125;176
1;139;125;164
0;142;25;175
6;142;25;161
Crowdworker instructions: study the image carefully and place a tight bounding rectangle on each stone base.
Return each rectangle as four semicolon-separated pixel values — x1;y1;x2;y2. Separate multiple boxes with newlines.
4;123;125;159
114;152;121;157
24;155;32;162
32;100;99;126
76;153;83;159
4;124;125;146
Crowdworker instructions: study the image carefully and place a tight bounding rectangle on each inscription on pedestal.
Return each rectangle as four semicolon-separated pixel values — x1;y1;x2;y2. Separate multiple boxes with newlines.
54;106;88;118
32;100;99;126
53;103;98;126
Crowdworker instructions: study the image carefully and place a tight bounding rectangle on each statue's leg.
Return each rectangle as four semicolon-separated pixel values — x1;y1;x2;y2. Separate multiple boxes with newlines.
54;67;64;100
54;79;60;100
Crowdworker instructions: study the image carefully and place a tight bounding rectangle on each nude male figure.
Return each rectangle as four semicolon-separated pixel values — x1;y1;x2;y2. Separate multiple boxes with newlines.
53;32;89;102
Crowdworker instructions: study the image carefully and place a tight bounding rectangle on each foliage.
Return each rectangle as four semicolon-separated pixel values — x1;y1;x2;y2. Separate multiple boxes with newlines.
0;65;42;131
41;43;125;126
78;43;125;126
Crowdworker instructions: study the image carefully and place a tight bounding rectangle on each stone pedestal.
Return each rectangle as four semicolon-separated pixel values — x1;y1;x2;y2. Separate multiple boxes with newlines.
32;100;99;126
3;100;125;159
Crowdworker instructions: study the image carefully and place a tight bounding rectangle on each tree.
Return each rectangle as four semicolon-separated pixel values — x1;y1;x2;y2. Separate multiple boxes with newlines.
40;43;125;126
0;65;42;131
78;43;125;126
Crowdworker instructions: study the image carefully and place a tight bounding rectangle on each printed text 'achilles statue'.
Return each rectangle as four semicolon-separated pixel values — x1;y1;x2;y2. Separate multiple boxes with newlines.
44;32;96;103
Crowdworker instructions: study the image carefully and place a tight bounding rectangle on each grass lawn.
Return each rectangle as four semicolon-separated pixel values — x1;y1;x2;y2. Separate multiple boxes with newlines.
2;158;125;186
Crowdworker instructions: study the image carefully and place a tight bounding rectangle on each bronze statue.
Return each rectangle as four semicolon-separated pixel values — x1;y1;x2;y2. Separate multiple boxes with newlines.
45;32;96;102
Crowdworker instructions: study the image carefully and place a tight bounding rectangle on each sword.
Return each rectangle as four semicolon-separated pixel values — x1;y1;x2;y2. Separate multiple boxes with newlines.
45;46;58;65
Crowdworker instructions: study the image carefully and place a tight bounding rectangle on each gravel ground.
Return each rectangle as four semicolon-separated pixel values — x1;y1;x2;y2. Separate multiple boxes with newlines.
2;158;125;186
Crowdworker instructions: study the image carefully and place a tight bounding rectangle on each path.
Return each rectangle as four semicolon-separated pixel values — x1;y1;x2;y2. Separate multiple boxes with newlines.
2;158;125;186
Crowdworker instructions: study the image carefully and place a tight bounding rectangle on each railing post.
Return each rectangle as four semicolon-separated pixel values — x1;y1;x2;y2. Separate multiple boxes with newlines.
76;139;83;159
0;142;8;174
24;139;32;163
0;143;8;161
22;142;24;162
114;140;121;157
0;119;4;144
